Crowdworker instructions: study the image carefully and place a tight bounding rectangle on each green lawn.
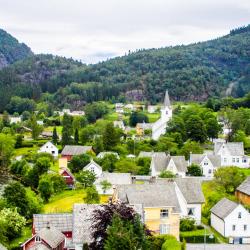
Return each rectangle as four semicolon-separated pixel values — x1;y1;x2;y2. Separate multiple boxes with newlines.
14;146;39;156
103;112;119;121
238;168;250;176
43;189;109;213
147;113;160;123
44;126;63;135
9;225;32;249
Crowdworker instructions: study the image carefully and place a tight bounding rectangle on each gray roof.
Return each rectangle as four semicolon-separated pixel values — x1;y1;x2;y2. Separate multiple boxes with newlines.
214;142;244;156
190;154;221;167
116;183;181;212
211;198;238;220
236;177;250;196
38;227;65;248
164;90;171;107
33;214;72;233
151;152;169;172
72;204;100;244
175;178;205;203
61;145;92;156
136;123;153;130
171;156;188;172
95;172;132;185
138;151;154;158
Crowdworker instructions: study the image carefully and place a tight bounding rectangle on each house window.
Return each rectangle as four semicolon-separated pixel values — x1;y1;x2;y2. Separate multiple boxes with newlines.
224;158;227;163
208;169;212;174
232;225;236;231
52;151;55;154
90;167;95;172
232;158;235;163
160;209;169;218
160;224;169;234
238;212;241;218
35;236;41;242
236;158;239;163
244;225;247;231
204;162;208;166
188;208;195;216
242;158;247;163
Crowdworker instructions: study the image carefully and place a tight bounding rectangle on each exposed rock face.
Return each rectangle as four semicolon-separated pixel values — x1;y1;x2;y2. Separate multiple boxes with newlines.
0;53;8;69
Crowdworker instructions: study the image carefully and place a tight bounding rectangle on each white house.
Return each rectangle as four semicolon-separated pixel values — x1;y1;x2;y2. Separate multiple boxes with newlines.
211;198;250;244
115;103;124;113
214;142;249;168
10;116;21;124
113;121;125;131
147;105;157;113
150;152;188;177
83;160;102;178
38;142;58;157
152;90;172;140
189;154;221;178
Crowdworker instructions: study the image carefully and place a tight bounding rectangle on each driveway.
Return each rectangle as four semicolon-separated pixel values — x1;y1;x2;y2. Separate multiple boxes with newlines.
187;244;250;250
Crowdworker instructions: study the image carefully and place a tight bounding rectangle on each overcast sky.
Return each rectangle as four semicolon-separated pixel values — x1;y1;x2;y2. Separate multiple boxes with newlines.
0;0;249;64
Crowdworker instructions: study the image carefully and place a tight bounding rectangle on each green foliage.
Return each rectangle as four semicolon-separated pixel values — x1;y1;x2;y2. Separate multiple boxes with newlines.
10;160;29;178
103;123;121;150
206;118;222;139
74;128;79;144
52;127;58;144
187;164;202;176
159;170;175;178
68;154;91;173
61;113;73;146
148;235;178;250
6;96;36;114
115;158;140;174
129;111;149;127
98;154;118;172
180;218;196;232
161;239;181;250
76;170;96;188
84;102;109;123
15;134;23;148
104;214;149;250
100;180;112;194
0;208;26;240
28;114;43;140
84;186;100;204
136;157;151;175
214;167;246;194
49;174;66;193
180;140;203;159
0;133;15;168
38;175;53;202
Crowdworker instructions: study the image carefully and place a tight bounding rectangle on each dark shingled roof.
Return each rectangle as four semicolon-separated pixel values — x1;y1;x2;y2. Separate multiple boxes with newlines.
236;177;250;196
61;145;92;156
33;214;72;233
211;198;238;220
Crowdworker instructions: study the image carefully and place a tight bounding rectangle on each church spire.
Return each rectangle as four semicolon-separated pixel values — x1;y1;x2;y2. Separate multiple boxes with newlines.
163;90;171;107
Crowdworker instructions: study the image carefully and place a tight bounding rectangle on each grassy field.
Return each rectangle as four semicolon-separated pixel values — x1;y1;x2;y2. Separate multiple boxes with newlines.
9;225;32;249
14;146;39;156
43;189;110;213
44;126;63;135
147;113;160;123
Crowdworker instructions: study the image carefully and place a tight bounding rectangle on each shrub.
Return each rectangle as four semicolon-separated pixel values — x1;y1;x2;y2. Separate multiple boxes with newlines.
148;235;177;250
161;239;181;250
180;218;196;232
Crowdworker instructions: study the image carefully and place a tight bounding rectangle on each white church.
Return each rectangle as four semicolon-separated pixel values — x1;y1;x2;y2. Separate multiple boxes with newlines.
152;90;172;140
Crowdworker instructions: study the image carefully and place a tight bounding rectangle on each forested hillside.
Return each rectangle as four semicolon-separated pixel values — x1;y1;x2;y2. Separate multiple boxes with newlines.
0;25;249;112
0;29;32;69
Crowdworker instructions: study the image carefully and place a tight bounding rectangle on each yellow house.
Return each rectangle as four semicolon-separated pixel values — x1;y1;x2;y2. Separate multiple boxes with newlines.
112;183;180;239
136;123;153;136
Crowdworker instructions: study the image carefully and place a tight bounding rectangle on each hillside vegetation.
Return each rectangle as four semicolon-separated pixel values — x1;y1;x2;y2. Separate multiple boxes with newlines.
0;25;249;112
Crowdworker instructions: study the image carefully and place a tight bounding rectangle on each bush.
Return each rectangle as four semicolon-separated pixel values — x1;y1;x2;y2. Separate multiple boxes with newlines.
148;235;177;250
180;218;196;232
196;225;204;230
162;239;181;250
180;235;218;244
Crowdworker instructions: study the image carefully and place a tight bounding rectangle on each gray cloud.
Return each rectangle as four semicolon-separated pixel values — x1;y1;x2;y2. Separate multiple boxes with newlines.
0;0;249;63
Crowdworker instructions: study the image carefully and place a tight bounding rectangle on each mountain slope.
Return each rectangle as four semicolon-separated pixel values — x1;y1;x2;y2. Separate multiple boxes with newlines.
0;25;249;112
0;29;33;68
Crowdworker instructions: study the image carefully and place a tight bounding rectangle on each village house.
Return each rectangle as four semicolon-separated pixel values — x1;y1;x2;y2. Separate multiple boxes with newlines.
113;120;125;131
155;178;205;224
147;105;158;113
38;142;58;158
235;177;250;206
136;122;153;136
83;160;102;178
61;145;93;161
96;151;120;159
59;168;75;189
150;152;188;177
124;103;134;111
113;183;181;238
214;142;249;168
115;103;124;113
95;172;132;194
211;198;250;244
189;153;221;178
9;116;21;124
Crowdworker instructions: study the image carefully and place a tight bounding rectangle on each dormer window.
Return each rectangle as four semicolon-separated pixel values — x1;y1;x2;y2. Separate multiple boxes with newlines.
160;209;168;218
35;236;41;242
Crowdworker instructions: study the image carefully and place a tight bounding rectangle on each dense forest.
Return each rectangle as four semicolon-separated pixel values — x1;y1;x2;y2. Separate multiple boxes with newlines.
0;25;249;112
0;29;32;68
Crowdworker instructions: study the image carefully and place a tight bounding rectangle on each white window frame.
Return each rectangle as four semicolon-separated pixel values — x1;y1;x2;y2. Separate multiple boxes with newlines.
160;209;169;218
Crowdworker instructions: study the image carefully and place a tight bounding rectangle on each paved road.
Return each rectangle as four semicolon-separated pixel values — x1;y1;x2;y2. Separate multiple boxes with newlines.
187;244;250;250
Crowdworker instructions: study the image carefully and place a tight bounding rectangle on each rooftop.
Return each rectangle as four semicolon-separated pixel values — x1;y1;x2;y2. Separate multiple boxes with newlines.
61;145;92;156
211;198;238;220
236;176;250;196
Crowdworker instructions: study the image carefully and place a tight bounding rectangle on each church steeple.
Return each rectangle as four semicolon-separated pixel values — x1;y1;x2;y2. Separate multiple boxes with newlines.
163;90;171;107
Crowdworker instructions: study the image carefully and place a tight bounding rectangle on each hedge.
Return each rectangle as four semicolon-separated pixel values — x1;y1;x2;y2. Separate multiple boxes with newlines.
180;235;218;243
